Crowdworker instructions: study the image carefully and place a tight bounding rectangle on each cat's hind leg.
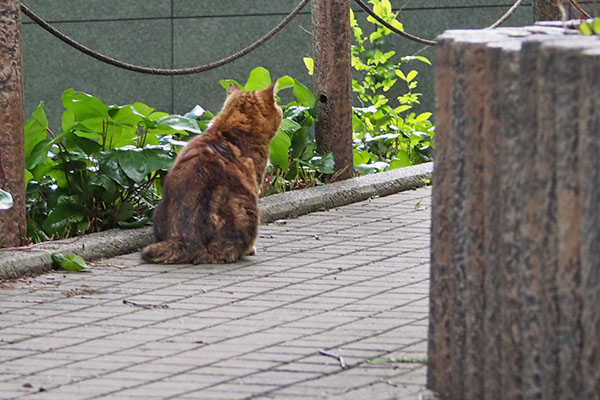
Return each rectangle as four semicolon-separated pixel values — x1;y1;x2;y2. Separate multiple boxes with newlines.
191;243;243;264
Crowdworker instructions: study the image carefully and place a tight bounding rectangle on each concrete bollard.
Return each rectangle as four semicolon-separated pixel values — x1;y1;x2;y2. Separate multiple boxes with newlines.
428;26;600;400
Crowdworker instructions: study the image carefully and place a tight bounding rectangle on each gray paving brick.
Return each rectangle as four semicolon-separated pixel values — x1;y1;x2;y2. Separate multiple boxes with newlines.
0;187;432;398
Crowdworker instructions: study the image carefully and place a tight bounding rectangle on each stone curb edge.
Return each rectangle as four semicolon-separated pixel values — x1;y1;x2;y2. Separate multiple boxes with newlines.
0;162;432;280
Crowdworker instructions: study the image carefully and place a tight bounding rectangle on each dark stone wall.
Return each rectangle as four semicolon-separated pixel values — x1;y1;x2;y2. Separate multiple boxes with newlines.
20;1;533;127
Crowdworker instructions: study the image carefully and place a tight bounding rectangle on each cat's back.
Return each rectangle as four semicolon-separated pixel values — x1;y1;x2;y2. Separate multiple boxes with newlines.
165;128;255;192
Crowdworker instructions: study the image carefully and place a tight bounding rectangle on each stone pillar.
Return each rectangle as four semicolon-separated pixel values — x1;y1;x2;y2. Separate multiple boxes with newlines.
428;27;600;400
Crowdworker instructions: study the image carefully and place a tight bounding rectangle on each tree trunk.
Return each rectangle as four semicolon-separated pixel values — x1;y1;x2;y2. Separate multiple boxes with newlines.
0;0;27;247
532;0;562;21
311;0;354;180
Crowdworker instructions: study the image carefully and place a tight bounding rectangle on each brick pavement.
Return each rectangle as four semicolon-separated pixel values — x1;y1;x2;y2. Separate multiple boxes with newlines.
0;186;432;400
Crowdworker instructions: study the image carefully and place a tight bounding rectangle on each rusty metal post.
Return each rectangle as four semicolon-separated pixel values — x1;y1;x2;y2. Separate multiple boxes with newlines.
0;0;27;247
311;0;353;180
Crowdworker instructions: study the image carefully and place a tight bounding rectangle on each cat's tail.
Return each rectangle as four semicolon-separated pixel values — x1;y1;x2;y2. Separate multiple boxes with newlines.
141;239;246;264
141;239;192;264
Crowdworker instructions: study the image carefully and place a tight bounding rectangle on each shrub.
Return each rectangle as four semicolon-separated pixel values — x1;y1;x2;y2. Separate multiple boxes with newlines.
24;89;206;242
304;0;435;175
23;68;330;242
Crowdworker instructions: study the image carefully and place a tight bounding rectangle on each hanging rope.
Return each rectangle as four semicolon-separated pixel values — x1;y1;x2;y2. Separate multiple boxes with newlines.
487;0;526;29
353;0;438;46
353;0;536;45
20;0;310;76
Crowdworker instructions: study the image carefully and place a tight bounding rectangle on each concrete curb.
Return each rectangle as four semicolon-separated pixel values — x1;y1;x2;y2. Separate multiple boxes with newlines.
0;163;432;280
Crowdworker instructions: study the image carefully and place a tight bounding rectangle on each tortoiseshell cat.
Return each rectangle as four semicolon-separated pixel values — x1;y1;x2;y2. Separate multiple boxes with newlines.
141;82;282;264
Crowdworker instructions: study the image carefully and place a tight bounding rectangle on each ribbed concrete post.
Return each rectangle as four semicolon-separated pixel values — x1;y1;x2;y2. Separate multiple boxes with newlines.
428;27;600;400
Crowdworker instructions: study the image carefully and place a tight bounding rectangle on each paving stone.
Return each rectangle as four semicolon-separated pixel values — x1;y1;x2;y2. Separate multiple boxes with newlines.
0;186;432;398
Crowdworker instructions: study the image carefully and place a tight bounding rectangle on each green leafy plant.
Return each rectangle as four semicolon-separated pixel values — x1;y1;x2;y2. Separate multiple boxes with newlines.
25;90;207;242
24;67;328;242
51;252;89;271
304;0;435;175
580;18;600;35
350;0;434;174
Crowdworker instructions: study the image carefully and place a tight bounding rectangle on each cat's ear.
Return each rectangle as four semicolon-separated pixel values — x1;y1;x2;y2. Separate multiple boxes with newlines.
228;84;241;95
264;80;278;97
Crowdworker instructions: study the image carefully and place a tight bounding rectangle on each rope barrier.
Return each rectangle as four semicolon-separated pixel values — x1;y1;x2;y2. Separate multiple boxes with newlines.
21;0;537;72
20;0;310;76
487;0;526;29
353;0;438;46
353;0;534;45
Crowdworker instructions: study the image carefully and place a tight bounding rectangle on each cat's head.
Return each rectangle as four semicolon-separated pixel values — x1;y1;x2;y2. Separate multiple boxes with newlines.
217;81;283;140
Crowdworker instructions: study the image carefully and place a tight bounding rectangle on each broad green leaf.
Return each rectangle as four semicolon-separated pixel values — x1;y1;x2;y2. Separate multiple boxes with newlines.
116;148;148;183
279;118;302;136
389;151;411;169
105;123;139;149
219;79;242;92
310;153;335;174
24;169;34;187
0;189;13;210
140;147;174;172
148;111;171;121
275;76;295;93
62;108;75;132
51;252;89;271
244;67;272;91
291;128;316;160
62;89;110;122
353;150;371;165
97;151;132;187
64;133;101;155
26;139;52;169
270;128;292;173
42;196;86;235
396;70;407;81
88;173;118;202
156;115;202;134
48;168;69;190
131;102;155;117
24;102;48;160
293;81;316;109
117;200;135;222
109;105;144;127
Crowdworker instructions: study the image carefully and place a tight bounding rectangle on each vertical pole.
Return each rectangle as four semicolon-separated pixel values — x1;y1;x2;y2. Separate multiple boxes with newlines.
0;0;27;247
532;0;562;21
311;0;353;180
